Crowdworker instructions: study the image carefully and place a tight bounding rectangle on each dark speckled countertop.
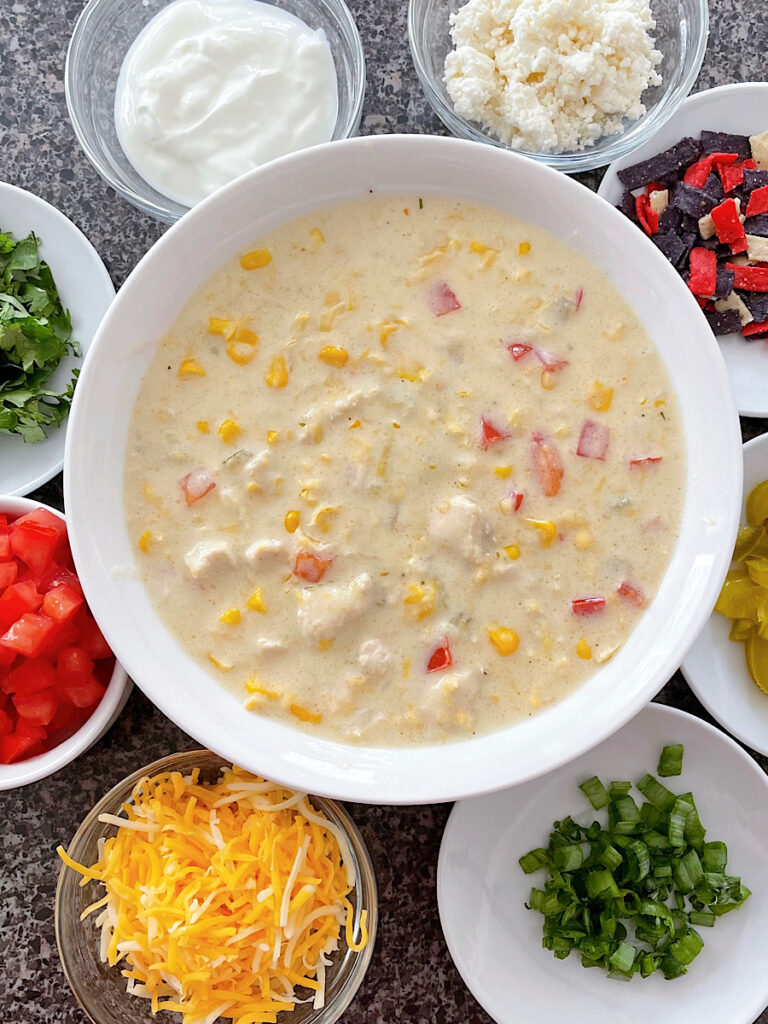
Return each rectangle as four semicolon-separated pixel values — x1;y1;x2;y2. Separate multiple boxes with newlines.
1;1;767;1021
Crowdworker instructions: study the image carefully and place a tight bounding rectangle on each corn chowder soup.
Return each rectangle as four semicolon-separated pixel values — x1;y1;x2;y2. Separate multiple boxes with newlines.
124;197;684;746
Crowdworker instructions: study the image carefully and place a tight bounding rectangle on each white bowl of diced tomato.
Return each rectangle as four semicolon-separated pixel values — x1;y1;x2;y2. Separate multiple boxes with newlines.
0;497;130;789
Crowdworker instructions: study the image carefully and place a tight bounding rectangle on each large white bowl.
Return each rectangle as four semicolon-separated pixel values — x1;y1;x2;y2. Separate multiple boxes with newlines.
64;134;741;804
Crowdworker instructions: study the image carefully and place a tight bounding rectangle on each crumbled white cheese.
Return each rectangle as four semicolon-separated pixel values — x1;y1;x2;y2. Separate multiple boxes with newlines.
750;131;768;170
444;0;662;153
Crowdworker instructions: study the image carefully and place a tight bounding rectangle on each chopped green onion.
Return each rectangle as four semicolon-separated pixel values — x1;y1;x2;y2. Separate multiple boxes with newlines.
668;797;693;847
579;776;610;810
519;848;549;874
599;844;623;871
658;744;684;777
554;845;585;871
669;929;704;966
688;911;716;927
637;773;676;811
608;780;632;798
609;942;636;974
703;841;727;873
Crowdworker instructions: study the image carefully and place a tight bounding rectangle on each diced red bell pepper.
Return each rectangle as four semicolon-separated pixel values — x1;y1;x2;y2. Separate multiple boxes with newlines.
42;584;84;623
687;248;717;296
47;702;88;737
57;647;95;686
0;580;43;628
531;432;564;497
428;281;461;317
0;562;18;589
0;535;11;560
576;420;610;461
180;468;216;506
743;319;768;337
630;455;664;468
573;288;584;312
13;688;58;726
727;264;768;292
535;349;569;372
0;726;47;764
480;417;510;449
7;657;58;695
571;597;606;616
0;707;12;735
0;613;57;658
426;640;452;673
293;551;333;584
746;185;768;217
59;677;105;709
710;198;748;254
508;491;524;512
635;194;659;236
507;342;532;361
617;581;646;607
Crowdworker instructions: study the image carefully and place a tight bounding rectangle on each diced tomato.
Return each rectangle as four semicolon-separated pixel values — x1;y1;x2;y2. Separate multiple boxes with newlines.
10;510;66;574
576;420;610;461
617;581;646;607
0;562;18;589
428;281;461;317
630;455;663;469
0;646;16;668
0;535;10;560
42;584;84;623
7;657;58;695
530;432;564;497
480;417;510;450
0;580;43;628
48;703;88;737
0;707;12;735
41;620;82;659
507;342;533;361
180;468;216;506
0;728;46;764
427;640;452;673
57;647;95;687
38;564;83;596
535;349;570;373
78;617;113;660
0;613;57;658
13;688;58;726
59;677;105;709
293;551;333;584
571;597;606;616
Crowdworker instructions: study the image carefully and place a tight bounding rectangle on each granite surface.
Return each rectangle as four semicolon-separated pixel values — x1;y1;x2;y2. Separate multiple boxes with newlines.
1;0;767;1021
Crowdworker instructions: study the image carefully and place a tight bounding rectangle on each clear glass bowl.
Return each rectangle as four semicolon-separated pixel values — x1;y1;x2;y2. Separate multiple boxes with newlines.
408;0;709;173
65;0;366;223
55;749;378;1024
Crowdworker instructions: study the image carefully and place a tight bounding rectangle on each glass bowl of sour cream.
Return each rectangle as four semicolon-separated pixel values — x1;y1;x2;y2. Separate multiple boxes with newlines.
66;0;366;222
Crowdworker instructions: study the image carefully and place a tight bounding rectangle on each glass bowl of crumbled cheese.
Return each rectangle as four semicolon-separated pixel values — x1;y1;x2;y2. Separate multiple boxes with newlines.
408;0;708;172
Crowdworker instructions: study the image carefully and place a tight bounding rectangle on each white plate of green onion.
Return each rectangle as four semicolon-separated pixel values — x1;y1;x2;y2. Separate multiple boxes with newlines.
437;703;768;1024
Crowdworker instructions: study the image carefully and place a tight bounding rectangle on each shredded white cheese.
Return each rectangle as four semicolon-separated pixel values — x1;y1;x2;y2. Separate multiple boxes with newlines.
444;0;663;152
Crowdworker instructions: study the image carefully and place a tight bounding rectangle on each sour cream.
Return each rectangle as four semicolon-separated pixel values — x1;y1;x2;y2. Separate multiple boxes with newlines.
114;0;338;208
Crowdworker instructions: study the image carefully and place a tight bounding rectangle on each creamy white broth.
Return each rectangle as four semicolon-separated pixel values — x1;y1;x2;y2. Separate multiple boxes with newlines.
124;197;684;746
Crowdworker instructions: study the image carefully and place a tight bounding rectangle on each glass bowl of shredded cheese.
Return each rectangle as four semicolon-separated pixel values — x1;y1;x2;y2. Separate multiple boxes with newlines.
408;0;708;172
55;749;376;1024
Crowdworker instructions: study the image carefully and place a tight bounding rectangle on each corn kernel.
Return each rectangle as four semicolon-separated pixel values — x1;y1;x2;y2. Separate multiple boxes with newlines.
503;544;520;560
589;381;614;411
312;506;338;533
487;626;520;656
574;529;594;551
267;430;278;444
178;358;205;378
396;365;427;383
219;607;241;625
379;319;406;348
290;703;322;725
523;518;557;547
208;654;232;671
518;241;531;255
294;313;310;330
402;659;410;679
138;530;152;553
284;510;300;533
319;301;346;332
245;677;278;699
318;346;349;367
240;249;272;270
349;419;361;429
208;317;232;336
226;341;257;365
309;227;325;244
265;355;289;388
196;420;209;433
246;588;266;613
494;465;513;478
470;241;500;267
541;370;556;390
404;581;436;619
576;639;592;660
218;418;242;443
318;638;334;652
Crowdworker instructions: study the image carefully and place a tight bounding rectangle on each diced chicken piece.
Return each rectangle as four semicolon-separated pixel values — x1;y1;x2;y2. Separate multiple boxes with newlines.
421;665;483;724
296;573;374;641
254;638;284;655
244;538;287;566
358;638;393;677
750;131;768;171
429;496;493;563
715;290;754;326
243;450;270;482
184;539;236;579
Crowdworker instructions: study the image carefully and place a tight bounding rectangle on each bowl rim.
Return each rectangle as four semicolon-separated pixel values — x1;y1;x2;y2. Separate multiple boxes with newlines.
55;748;378;1024
406;0;710;172
0;495;131;790
63;132;742;804
64;0;367;224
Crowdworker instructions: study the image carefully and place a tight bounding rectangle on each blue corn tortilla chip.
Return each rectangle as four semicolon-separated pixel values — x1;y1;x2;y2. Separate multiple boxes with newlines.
653;230;688;267
700;130;751;158
658;205;683;233
619;190;640;225
705;308;742;335
702;173;725;203
617;137;701;191
672;182;719;218
740;291;768;322
744;169;768;191
744;215;768;237
715;268;735;299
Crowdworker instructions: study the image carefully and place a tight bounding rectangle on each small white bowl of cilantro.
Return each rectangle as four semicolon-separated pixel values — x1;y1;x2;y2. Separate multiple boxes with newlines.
0;182;114;495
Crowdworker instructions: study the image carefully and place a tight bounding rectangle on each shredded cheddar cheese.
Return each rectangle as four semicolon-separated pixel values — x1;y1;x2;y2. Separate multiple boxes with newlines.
57;767;368;1024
